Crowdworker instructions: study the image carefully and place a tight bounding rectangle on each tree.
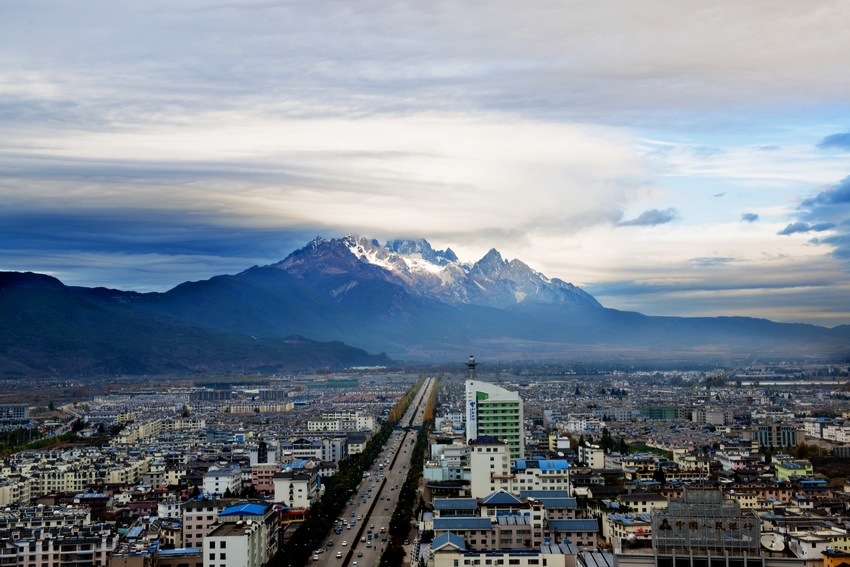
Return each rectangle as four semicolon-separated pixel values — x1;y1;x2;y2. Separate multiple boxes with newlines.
600;427;615;452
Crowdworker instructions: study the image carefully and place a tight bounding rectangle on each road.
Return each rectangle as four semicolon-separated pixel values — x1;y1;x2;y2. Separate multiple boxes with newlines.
311;377;434;567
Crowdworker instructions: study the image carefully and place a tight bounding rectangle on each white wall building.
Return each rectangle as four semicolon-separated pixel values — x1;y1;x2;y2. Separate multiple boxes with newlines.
204;465;243;496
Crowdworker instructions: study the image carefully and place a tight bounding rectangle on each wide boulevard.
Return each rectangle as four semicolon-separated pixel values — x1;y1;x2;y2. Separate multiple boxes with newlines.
311;376;435;567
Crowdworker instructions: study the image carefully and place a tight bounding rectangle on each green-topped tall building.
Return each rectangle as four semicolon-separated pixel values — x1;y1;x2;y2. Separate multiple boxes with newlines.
465;379;524;459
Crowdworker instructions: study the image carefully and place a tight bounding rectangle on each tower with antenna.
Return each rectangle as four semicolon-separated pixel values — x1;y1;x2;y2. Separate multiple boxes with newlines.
467;354;477;378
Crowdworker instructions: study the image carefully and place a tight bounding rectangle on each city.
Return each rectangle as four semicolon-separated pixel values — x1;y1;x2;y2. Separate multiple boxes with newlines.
0;360;848;567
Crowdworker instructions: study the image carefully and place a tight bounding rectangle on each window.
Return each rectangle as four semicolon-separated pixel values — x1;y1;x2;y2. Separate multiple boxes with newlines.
220;554;226;560
210;542;216;549
209;554;215;560
220;543;226;549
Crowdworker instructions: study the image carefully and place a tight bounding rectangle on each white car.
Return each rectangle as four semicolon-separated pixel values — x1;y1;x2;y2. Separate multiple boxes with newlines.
341;541;347;547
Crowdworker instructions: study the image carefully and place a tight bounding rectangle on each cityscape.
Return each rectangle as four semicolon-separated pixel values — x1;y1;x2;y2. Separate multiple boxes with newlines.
3;3;850;567
0;359;849;567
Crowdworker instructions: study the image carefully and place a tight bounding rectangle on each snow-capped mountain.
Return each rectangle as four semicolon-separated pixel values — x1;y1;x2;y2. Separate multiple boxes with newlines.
275;235;601;309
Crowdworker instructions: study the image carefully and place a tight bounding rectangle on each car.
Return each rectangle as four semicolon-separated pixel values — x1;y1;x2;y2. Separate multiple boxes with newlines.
336;552;342;559
328;541;334;547
366;541;372;548
384;506;388;511
404;540;409;545
357;515;362;520
351;511;355;517
370;525;375;530
313;555;319;561
379;527;386;533
361;536;366;542
341;541;347;547
357;552;363;558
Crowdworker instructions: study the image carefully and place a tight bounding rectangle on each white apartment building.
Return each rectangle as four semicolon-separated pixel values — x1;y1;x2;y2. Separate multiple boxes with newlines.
469;437;512;498
204;521;265;567
273;469;319;509
578;444;605;469
204;466;243;496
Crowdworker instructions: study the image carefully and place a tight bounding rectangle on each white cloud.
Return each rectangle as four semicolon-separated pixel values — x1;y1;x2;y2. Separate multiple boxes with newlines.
2;0;850;325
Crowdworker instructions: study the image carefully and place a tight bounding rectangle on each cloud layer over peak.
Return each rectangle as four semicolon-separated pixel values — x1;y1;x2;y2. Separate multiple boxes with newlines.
2;1;850;326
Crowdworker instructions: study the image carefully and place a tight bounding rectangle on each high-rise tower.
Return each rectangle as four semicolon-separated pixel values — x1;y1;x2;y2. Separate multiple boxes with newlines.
465;378;524;459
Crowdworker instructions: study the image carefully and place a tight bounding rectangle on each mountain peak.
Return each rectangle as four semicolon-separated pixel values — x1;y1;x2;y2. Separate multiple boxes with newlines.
275;235;601;310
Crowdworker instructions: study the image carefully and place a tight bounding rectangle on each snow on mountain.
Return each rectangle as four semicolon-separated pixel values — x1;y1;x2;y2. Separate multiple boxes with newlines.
279;234;601;309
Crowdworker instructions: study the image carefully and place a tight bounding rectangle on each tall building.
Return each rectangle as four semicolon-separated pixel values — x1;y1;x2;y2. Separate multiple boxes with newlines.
465;380;524;459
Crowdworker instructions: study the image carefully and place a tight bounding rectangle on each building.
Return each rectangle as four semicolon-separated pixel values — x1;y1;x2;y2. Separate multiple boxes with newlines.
0;404;28;424
469;436;512;498
204;521;265;567
203;466;242;496
752;424;798;448
466;380;525;459
273;469;319;509
513;459;571;493
182;498;241;549
578;445;605;469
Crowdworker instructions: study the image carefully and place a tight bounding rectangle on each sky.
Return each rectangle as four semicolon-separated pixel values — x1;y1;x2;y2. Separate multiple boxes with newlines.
2;1;850;327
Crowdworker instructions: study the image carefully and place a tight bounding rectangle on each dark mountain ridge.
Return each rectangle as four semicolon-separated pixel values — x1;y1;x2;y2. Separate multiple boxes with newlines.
1;236;848;376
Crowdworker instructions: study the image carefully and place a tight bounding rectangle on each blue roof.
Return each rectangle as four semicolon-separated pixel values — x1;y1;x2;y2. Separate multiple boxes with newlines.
548;519;599;533
127;526;144;539
481;491;523;506
157;549;201;556
434;498;478;510
535;497;578;509
515;459;569;471
434;518;492;531
220;503;268;516
432;532;467;551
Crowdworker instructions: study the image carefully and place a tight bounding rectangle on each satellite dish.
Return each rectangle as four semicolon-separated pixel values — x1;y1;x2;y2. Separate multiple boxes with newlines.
557;452;565;457
760;534;785;552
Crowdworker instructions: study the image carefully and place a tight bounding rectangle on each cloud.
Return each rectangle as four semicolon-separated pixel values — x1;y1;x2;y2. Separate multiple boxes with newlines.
687;257;735;267
619;208;679;227
3;1;850;130
2;1;850;326
740;213;759;222
818;131;850;150
777;222;835;235
801;176;850;207
713;192;727;198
